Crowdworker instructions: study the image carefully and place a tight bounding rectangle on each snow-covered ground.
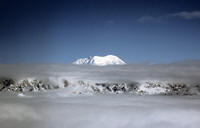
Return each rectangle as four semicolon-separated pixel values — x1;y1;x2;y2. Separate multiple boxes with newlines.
1;62;200;128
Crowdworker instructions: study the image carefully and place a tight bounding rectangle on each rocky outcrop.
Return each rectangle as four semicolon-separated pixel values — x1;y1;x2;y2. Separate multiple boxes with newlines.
0;77;200;95
0;78;65;93
74;81;200;95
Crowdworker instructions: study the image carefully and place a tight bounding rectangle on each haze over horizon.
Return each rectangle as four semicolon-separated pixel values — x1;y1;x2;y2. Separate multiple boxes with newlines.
0;0;200;63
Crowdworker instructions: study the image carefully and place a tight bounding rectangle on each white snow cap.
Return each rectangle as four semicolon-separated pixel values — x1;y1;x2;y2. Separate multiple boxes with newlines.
73;55;126;66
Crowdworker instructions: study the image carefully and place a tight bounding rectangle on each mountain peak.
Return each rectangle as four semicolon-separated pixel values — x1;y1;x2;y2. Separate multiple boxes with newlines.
73;55;126;66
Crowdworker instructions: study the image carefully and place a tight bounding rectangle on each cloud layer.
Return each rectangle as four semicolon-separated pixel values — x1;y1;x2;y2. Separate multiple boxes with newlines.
1;60;200;84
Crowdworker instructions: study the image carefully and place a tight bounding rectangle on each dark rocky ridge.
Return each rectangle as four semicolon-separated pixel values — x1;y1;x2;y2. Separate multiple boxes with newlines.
76;80;200;95
0;78;63;92
0;77;200;95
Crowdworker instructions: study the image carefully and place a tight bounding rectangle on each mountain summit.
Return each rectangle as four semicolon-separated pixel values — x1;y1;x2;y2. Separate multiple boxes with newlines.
73;55;126;66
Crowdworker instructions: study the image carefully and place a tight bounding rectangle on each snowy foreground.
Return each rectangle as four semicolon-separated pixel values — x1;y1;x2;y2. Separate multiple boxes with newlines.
0;94;200;128
1;62;200;128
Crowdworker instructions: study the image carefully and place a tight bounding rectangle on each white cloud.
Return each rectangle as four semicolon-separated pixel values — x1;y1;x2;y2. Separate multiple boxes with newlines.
172;11;200;20
105;20;115;24
138;16;163;23
138;11;200;23
0;104;40;121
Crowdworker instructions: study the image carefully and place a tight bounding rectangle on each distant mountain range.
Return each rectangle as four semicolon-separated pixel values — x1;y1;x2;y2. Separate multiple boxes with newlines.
73;55;126;66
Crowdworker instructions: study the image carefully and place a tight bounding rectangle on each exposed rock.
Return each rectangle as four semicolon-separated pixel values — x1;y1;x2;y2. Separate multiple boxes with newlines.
0;78;15;91
63;80;69;87
0;77;200;96
0;78;64;93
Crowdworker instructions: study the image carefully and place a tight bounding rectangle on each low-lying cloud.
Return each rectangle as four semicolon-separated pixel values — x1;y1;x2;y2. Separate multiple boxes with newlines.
1;60;200;84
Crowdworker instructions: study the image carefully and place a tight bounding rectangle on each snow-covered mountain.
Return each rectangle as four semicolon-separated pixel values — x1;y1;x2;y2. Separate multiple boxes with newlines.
73;55;126;66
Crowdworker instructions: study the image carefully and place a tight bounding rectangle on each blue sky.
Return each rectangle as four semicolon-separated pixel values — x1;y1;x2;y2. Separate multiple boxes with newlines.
0;0;200;63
